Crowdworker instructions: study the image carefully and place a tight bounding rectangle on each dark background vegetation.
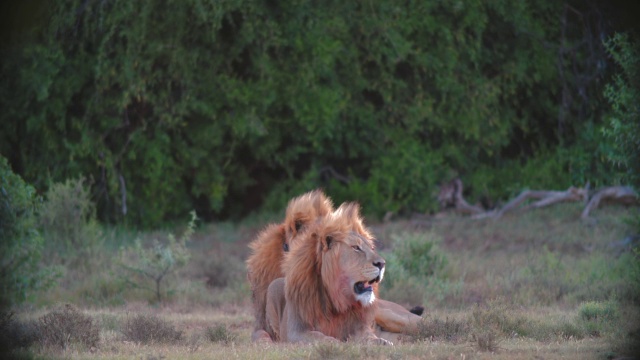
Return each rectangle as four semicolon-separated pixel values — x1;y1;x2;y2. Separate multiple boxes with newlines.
2;2;639;357
1;0;638;228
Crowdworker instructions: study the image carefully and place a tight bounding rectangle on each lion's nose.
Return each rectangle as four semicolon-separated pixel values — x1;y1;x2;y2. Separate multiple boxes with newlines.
373;260;385;271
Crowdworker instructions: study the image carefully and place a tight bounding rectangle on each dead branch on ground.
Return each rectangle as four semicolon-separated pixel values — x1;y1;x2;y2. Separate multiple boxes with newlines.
581;186;639;219
438;179;638;220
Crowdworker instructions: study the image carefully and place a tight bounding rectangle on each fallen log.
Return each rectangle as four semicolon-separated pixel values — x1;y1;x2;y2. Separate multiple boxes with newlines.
495;186;588;218
581;186;639;219
437;178;637;220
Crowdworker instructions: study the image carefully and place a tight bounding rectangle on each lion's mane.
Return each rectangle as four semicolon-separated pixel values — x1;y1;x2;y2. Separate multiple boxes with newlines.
246;190;333;334
282;203;379;341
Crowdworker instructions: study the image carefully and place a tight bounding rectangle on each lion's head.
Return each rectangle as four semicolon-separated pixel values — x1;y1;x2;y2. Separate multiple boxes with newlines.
283;202;385;340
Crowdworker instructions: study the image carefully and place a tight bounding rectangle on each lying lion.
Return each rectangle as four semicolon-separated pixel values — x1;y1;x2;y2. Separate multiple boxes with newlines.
264;203;391;344
246;190;422;342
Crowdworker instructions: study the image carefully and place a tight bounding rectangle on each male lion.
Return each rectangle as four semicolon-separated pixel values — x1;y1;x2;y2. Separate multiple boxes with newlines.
264;203;391;344
246;190;422;342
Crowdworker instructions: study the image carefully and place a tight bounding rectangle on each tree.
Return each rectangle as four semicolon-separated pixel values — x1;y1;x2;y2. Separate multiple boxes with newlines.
0;156;58;306
603;33;640;188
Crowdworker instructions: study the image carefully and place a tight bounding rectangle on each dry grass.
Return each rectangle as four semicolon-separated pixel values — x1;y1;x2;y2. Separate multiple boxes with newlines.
411;315;470;343
204;324;238;345
5;204;638;359
121;314;182;344
38;304;100;350
1;306;630;359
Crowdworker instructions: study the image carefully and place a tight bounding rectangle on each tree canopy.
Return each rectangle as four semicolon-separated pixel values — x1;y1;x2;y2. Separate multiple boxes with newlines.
1;0;637;226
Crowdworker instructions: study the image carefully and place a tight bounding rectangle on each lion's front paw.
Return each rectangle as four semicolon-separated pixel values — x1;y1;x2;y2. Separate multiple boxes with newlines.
323;335;340;343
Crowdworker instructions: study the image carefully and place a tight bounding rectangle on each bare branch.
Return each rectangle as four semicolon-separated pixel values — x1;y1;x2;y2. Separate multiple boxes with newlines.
581;186;639;219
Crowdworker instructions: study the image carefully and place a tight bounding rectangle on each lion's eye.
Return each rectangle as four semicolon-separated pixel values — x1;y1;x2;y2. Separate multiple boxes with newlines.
352;245;362;252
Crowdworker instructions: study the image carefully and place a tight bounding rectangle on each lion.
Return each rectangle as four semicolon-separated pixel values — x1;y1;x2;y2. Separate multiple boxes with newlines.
263;203;391;344
246;190;333;341
246;190;423;342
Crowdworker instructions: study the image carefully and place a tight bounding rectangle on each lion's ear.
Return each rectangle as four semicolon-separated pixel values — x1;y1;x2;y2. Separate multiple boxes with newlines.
317;233;333;252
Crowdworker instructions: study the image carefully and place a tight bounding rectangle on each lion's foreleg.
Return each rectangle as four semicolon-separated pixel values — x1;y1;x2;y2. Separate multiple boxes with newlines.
264;278;287;342
283;304;339;343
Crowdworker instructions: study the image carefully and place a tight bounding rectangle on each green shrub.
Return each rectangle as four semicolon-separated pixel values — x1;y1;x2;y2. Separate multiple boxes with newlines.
39;177;103;259
117;211;196;303
38;304;100;350
0;156;59;306
389;232;447;281
121;314;182;344
379;231;450;307
578;300;618;322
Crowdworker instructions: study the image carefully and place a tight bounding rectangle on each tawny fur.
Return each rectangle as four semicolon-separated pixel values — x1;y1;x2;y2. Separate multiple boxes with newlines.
246;190;333;338
246;190;423;342
273;203;389;344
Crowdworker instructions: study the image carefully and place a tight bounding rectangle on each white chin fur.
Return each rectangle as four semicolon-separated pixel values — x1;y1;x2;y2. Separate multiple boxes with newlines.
356;291;375;306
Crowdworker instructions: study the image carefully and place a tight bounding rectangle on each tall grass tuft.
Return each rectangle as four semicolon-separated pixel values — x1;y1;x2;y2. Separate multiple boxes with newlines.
412;316;469;343
204;324;238;345
121;314;182;344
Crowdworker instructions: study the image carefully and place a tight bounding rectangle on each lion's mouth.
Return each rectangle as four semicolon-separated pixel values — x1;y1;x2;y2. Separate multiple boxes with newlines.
354;276;381;295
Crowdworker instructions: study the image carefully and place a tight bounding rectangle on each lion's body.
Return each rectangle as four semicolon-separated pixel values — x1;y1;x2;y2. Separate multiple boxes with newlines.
265;204;389;344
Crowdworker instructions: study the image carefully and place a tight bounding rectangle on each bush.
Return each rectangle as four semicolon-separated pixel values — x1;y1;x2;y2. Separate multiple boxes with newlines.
0;155;58;306
117;211;196;303
38;304;100;350
0;311;39;353
392;232;448;279
578;300;618;322
204;324;237;345
382;232;447;288
39;177;103;259
379;231;450;306
122;314;182;344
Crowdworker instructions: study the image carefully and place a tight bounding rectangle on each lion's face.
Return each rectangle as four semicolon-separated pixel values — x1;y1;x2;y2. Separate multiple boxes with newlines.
284;202;385;319
323;231;385;307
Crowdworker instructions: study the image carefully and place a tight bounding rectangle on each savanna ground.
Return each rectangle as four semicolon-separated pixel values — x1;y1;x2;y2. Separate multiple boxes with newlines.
2;203;639;360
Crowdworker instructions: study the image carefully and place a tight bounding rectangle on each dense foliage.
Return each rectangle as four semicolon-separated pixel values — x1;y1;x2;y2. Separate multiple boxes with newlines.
0;0;635;226
0;156;57;307
603;33;640;187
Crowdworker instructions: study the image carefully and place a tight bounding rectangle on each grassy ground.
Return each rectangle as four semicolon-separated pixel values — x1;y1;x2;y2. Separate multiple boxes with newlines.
2;203;639;359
